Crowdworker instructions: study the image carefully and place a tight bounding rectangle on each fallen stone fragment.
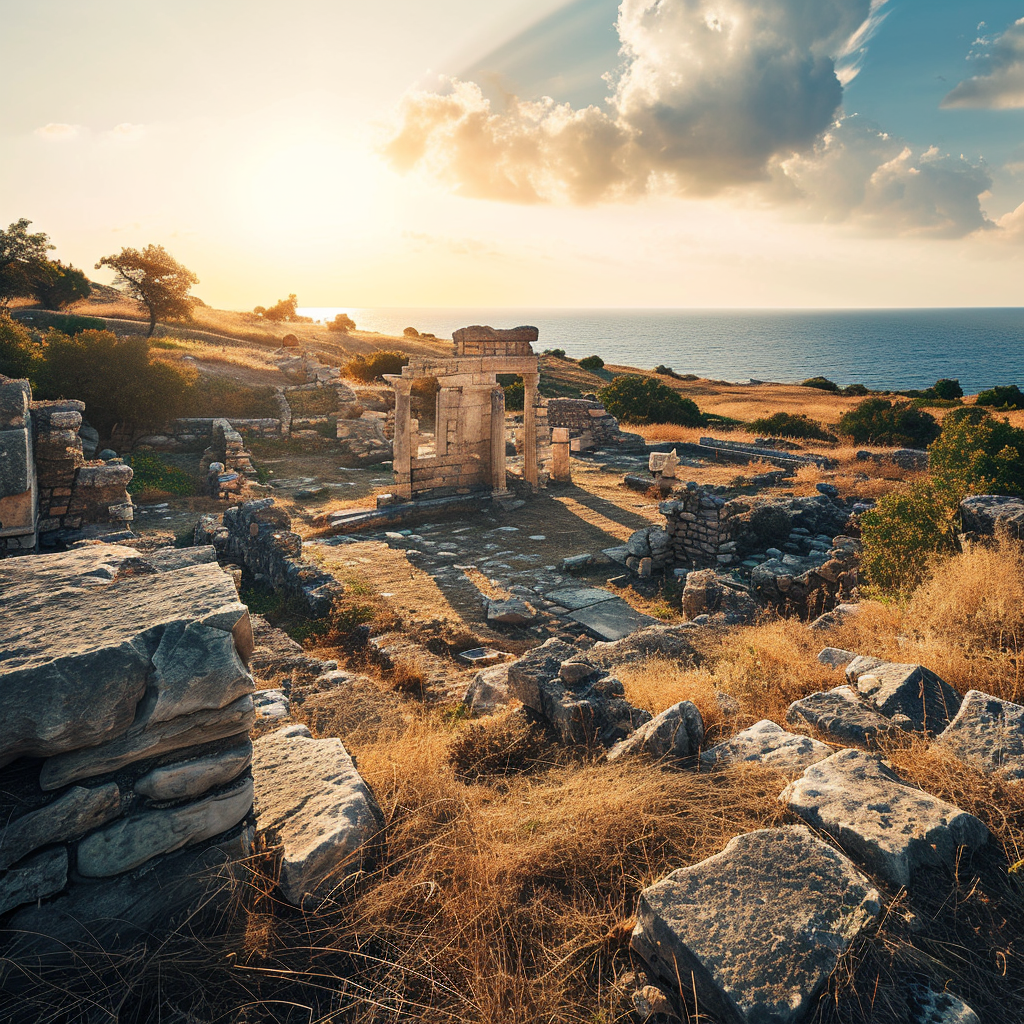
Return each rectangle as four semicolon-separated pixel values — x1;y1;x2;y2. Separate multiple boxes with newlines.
780;748;989;887
786;686;902;747
818;647;857;669
608;702;704;763
631;984;679;1023
253;688;290;720
0;783;121;871
134;740;254;803
904;985;980;1024
253;724;384;905
844;654;886;682
852;662;962;734
0;847;68;915
77;778;254;878
462;663;510;715
485;597;538;626
587;623;701;668
959;494;1024;540
631;825;880;1024
700;720;831;773
935;690;1024;781
808;602;861;631
568;598;659;641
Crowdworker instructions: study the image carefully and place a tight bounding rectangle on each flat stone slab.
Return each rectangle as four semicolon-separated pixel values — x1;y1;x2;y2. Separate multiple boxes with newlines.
935;690;1024;781
0;847;68;916
780;748;989;887
253;724;384;905
568;598;659;642
0;544;252;768
544;587;617;611
700;720;831;773
631;825;881;1024
786;686;902;747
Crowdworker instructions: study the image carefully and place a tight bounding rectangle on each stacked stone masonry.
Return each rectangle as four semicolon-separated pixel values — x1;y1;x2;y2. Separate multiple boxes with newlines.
0;375;134;556
0;544;256;926
545;397;634;451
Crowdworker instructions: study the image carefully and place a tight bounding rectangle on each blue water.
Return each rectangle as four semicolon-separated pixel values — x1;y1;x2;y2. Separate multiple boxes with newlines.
298;307;1024;394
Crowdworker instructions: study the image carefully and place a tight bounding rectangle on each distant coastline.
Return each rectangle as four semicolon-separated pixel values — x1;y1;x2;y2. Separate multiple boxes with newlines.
299;307;1024;394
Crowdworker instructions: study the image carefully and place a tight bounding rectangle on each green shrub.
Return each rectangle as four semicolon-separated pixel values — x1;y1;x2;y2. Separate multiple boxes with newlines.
860;482;955;596
975;384;1024;410
930;408;1024;506
345;350;408;381
837;397;940;447
747;412;836;442
328;313;356;333
0;314;39;380
842;383;869;397
126;452;195;496
578;355;605;372
933;378;963;401
34;261;91;309
502;380;525;411
655;365;682;379
801;376;839;392
542;348;566;358
597;375;702;426
18;310;104;335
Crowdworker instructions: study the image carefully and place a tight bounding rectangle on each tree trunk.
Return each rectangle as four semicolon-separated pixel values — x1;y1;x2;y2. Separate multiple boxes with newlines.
147;307;156;337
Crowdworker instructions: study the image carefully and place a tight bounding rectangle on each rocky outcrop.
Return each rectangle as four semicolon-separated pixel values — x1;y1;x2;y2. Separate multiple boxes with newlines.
0;543;255;926
780;749;989;887
252;724;385;906
631;826;881;1024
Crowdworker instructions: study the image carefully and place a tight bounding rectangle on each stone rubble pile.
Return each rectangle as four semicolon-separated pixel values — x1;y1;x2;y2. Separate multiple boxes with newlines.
0;544;256;935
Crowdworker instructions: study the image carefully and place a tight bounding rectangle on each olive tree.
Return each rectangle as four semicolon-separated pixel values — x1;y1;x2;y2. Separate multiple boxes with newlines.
96;244;198;336
0;219;53;310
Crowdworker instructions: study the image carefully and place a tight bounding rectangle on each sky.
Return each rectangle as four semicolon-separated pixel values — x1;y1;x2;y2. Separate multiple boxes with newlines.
1;0;1023;310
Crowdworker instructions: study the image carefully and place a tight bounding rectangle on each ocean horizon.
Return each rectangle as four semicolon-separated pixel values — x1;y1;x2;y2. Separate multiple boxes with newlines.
299;306;1024;395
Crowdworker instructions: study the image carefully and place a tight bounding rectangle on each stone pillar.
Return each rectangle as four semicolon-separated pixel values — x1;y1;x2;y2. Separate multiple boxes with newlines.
392;380;413;500
551;427;571;483
522;372;539;491
490;387;508;494
0;376;36;555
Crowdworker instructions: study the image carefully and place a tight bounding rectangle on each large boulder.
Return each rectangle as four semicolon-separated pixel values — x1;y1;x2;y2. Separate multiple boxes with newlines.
934;690;1024;782
462;664;510;715
959;494;1024;539
631;826;881;1024
253;724;385;906
780;748;989;887
682;570;757;624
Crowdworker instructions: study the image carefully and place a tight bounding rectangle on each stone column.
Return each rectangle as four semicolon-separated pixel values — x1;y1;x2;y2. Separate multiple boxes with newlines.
522;371;539;491
392;379;414;500
551;427;571;483
490;387;508;494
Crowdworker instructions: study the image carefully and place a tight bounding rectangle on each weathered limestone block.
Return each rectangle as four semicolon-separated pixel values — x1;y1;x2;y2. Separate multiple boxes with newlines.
0;375;31;429
0;783;120;871
852;662;962;734
135;740;254;802
485;597;538;625
935;690;1024;781
818;647;857;668
77;778;254;877
631;826;881;1024
700;720;831;773
72;463;133;489
959;494;1024;539
587;623;701;669
0;847;68;915
1;544;253;769
40;694;256;790
0;423;32;495
786;686;904;747
252;725;385;905
903;986;980;1024
780;749;989;886
608;701;704;762
462;664;510;715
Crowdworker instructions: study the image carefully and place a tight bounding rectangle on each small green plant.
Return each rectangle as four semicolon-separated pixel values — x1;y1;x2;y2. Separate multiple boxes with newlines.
933;378;964;400
578;354;605;372
173;525;196;548
655;364;682;379
801;376;839;392
345;350;408;381
291;617;331;644
837;397;940;447
126;452;195;495
841;383;870;397
502;379;525;411
747;412;836;442
976;384;1024;410
542;348;566;358
598;375;702;426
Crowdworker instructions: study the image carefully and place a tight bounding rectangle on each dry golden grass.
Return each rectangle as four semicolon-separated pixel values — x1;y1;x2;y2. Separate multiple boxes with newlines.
156;337;284;372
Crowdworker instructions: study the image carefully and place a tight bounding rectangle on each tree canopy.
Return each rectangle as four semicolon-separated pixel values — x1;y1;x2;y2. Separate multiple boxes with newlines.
96;245;198;335
35;260;91;309
0;219;54;310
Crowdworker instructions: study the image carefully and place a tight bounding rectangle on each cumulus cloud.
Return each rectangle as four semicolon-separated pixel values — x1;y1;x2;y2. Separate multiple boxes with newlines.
943;18;1024;109
34;123;83;138
386;0;994;238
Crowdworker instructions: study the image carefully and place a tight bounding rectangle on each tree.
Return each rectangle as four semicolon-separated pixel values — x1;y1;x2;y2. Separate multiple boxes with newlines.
327;312;356;333
0;219;53;310
597;375;703;426
0;314;39;381
96;245;198;336
34;260;91;309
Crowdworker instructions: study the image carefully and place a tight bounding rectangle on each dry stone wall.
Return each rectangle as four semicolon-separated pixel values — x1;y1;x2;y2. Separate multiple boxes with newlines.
0;544;256;933
545;397;639;451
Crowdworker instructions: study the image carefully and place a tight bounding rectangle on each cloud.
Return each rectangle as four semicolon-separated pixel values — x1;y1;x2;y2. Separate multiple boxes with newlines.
386;0;993;238
34;123;83;139
108;122;145;139
943;18;1024;109
774;116;994;238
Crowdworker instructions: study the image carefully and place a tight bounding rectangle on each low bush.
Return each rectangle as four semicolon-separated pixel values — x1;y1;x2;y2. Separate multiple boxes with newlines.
126;452;195;496
837;397;940;447
327;312;356;333
933;378;964;400
598;374;702;426
842;383;870;396
345;349;408;381
18;310;104;335
403;326;419;337
930;407;1024;505
578;354;605;372
747;412;836;442
975;384;1024;409
0;313;39;380
655;364;683;379
860;481;955;595
502;379;525;411
542;348;566;358
801;376;839;392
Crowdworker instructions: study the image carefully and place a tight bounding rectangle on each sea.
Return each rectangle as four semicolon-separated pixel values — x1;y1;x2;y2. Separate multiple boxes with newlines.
297;307;1024;394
